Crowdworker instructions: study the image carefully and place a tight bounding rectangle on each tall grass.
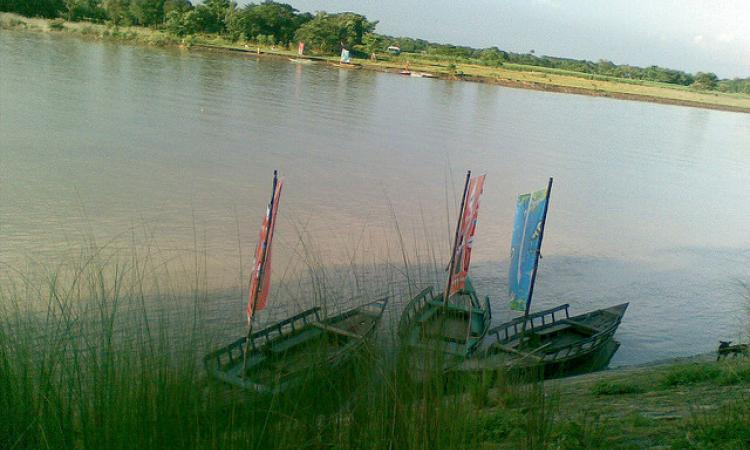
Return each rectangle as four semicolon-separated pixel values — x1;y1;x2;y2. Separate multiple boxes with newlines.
0;227;507;450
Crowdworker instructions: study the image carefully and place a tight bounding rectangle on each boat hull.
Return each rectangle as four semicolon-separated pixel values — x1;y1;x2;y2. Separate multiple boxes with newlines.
455;303;628;379
204;298;388;394
399;281;491;375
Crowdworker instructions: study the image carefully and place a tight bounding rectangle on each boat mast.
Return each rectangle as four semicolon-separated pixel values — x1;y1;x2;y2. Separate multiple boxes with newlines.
242;170;279;377
522;177;553;329
444;170;471;306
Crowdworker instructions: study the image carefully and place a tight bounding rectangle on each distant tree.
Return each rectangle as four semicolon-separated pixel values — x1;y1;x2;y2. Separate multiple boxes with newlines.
479;46;506;66
228;1;307;43
718;77;750;95
189;0;232;34
102;0;131;25
692;72;719;90
165;6;206;35
62;0;106;21
0;0;65;18
362;32;385;56
129;0;165;26
294;12;376;53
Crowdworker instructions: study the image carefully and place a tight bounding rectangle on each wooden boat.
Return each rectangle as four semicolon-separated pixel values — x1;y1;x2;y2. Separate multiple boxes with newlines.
452;178;627;379
399;279;491;372
455;302;628;378
205;298;388;394
334;63;362;69
398;171;490;374
204;171;388;394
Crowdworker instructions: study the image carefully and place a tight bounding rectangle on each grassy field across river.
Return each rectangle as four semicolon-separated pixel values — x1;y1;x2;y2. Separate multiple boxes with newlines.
3;12;750;114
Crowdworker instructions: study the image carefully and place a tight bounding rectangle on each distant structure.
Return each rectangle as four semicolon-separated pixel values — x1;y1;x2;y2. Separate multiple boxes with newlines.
387;46;401;55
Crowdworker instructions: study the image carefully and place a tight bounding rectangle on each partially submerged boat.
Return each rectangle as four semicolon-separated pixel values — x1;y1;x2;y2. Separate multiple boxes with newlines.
457;302;628;378
205;298;388;394
203;171;388;393
399;172;491;373
456;178;627;378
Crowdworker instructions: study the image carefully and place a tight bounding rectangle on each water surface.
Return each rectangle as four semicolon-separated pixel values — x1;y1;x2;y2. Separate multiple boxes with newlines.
2;31;749;365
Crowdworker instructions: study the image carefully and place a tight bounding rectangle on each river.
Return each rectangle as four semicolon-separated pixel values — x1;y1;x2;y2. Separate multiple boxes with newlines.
1;30;749;365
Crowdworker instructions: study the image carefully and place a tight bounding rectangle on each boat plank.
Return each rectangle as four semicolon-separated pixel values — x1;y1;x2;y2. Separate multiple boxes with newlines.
311;322;363;339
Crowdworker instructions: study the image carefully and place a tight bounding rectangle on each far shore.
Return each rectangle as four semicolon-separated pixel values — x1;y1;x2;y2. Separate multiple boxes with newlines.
3;12;750;114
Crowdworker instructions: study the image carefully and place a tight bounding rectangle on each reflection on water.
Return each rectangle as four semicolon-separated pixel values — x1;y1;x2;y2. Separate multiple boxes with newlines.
1;31;749;365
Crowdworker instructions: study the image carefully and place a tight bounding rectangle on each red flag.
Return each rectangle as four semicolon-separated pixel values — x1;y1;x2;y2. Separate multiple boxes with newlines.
447;174;485;297
247;176;284;322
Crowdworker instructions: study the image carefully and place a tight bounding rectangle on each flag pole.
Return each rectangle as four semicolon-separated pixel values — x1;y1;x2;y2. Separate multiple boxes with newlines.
522;177;553;333
444;170;471;306
242;170;278;378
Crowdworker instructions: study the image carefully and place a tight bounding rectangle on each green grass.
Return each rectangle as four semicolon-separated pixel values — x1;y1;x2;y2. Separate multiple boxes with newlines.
0;234;495;449
591;380;645;396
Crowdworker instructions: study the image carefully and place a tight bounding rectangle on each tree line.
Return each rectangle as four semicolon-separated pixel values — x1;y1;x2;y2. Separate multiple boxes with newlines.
2;0;748;93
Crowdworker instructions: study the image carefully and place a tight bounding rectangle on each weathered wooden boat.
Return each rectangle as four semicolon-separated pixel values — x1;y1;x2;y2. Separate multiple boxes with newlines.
455;302;628;378
452;178;627;379
399;171;491;374
399;279;491;372
204;171;389;394
205;298;388;394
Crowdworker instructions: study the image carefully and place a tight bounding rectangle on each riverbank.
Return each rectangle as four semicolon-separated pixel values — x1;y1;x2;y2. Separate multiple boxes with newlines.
474;353;750;448
3;12;750;114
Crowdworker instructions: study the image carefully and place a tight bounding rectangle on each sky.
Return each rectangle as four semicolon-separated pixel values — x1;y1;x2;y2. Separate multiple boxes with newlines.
274;0;750;78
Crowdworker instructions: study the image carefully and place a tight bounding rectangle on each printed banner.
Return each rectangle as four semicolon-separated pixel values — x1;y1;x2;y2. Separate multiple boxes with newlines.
298;41;305;56
340;48;351;64
448;174;486;297
508;187;549;311
247;176;284;321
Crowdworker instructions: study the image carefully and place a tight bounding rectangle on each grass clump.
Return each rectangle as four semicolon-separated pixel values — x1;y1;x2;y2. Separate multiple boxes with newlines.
716;363;750;386
661;363;722;387
591;379;645;396
549;414;611;450
0;15;25;29
472;409;521;443
674;401;750;449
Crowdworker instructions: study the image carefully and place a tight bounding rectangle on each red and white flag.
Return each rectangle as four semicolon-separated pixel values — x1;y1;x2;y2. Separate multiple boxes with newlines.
447;174;485;297
247;175;284;322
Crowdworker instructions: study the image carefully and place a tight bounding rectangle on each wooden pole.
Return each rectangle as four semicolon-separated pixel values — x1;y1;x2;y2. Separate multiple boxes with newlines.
444;171;471;306
522;177;553;333
242;170;278;378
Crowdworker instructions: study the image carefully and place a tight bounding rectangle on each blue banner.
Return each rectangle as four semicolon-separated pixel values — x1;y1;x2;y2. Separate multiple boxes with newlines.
508;187;549;312
340;49;351;64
